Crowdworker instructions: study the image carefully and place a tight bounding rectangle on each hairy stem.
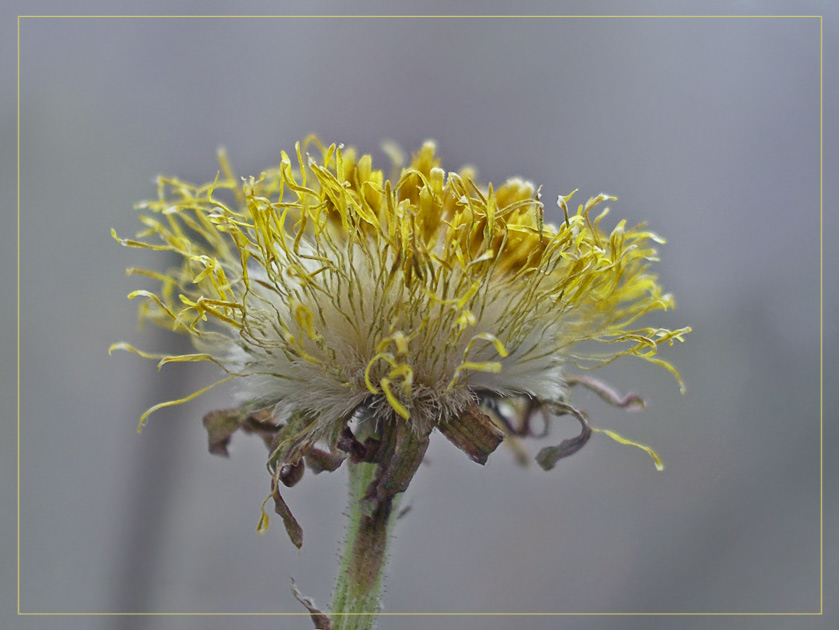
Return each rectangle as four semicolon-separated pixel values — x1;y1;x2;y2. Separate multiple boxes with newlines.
330;460;399;630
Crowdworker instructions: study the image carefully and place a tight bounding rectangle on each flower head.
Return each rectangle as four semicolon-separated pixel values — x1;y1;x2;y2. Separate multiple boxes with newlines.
112;137;689;546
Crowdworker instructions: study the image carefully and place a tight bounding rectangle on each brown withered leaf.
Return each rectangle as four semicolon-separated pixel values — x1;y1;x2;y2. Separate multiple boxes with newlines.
202;405;282;457
272;479;304;549
240;409;283;450
291;579;333;630
304;447;346;474
202;409;244;457
438;401;505;464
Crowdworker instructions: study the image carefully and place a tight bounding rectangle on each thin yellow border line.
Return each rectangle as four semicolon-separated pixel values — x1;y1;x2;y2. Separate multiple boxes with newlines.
819;14;824;618
16;13;824;617
16;12;21;620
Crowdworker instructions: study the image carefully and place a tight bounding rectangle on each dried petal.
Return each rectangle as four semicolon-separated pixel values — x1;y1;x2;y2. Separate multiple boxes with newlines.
535;402;592;470
566;373;645;411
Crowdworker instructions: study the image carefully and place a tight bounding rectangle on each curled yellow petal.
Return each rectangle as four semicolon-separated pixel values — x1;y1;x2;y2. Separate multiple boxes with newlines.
593;427;664;471
136;375;233;433
256;494;272;535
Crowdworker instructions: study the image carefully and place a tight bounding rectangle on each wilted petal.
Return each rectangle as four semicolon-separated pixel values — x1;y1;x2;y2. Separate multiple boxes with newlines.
535;402;592;471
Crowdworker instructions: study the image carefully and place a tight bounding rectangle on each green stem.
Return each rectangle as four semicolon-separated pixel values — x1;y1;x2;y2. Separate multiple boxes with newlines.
330;460;400;630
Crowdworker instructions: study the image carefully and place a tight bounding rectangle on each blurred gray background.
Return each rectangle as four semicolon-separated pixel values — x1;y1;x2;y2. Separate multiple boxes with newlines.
2;1;837;629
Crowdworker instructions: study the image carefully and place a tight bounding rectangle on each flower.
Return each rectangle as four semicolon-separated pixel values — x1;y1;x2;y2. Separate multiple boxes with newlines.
112;137;689;546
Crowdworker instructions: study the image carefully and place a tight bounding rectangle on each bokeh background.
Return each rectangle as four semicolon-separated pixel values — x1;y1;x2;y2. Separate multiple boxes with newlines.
2;1;837;630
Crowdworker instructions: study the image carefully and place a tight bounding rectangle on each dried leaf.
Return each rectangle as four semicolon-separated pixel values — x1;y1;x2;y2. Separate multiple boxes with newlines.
304;447;346;474
202;409;243;457
202;403;282;457
291;579;333;630
241;410;284;450
272;480;303;549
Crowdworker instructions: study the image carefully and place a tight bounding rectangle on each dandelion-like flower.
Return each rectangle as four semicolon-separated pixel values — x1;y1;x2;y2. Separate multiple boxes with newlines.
112;137;688;574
